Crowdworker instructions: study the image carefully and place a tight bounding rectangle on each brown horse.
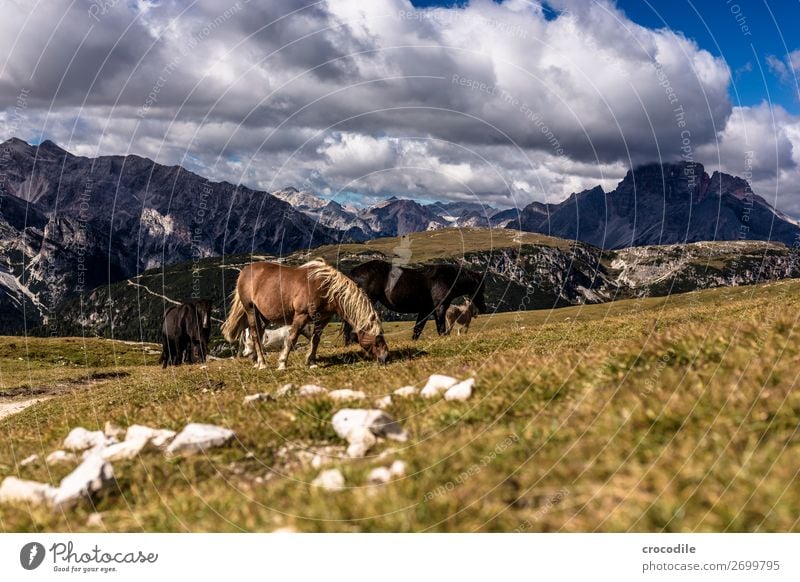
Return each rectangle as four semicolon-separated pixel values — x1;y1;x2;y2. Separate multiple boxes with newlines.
221;259;388;370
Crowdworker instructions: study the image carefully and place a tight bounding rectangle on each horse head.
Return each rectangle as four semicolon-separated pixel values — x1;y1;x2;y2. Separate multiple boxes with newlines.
356;330;389;364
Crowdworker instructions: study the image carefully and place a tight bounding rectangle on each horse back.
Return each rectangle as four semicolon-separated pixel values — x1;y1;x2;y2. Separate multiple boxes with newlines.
237;262;319;321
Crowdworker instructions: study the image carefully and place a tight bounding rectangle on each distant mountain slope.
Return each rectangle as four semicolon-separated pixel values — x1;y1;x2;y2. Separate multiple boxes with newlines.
48;228;800;342
517;162;800;249
0;139;341;326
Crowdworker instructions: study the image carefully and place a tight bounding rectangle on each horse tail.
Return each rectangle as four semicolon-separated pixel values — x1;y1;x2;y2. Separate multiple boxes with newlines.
222;289;247;343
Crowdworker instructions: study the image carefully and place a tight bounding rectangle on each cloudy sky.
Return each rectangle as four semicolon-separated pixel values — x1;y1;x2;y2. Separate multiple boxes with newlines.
2;0;800;214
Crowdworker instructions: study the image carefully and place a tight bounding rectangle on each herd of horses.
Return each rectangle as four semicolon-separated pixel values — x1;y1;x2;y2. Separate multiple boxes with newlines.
159;258;486;370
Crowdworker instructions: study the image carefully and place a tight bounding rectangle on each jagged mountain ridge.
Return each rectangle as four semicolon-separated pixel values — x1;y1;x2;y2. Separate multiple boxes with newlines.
517;162;800;249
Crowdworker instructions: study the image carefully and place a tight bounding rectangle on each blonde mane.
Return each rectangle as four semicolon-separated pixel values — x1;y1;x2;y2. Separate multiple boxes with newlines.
306;261;383;336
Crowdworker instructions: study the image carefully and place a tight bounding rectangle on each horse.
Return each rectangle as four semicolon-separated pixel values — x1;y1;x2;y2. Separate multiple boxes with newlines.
239;323;313;359
159;299;212;367
345;260;486;340
221;259;388;370
445;298;478;335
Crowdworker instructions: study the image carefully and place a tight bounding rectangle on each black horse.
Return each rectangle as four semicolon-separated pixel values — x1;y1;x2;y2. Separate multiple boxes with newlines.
345;260;486;340
159;299;212;367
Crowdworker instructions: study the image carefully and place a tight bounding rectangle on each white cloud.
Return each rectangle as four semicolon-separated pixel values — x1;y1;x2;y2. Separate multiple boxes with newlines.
0;0;798;216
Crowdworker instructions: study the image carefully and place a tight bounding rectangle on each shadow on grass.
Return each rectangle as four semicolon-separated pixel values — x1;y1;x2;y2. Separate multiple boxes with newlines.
315;346;428;367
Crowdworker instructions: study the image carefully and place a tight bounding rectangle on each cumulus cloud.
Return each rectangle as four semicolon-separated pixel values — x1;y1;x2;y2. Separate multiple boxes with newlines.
0;0;798;215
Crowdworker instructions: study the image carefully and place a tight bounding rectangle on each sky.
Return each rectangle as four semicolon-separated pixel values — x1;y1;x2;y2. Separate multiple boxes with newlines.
2;0;800;215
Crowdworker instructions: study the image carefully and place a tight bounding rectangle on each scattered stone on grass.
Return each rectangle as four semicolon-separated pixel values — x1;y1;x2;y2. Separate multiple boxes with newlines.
312;468;345;491
393;386;418;398
46;450;78;465
367;466;392;485
444;377;475;402
243;393;274;405
100;437;149;461
165;423;235;457
50;455;115;510
389;460;407;477
20;454;39;467
125;425;177;448
63;427;116;452
86;513;104;528
374;395;392;409
420;374;458;398
0;476;56;505
332;409;408;458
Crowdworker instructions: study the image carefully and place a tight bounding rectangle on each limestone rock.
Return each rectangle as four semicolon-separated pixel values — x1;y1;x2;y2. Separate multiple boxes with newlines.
125;425;177;448
20;454;39;466
243;393;274;405
50;455;115;509
165;423;235;457
444;377;475;402
420;374;458;398
100;438;149;461
393;386;418;398
367;466;392;485
63;427;115;451
312;468;345;491
46;450;78;465
0;476;56;505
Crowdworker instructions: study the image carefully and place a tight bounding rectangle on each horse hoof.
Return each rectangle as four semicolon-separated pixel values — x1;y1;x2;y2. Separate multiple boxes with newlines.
277;364;287;371
308;363;318;369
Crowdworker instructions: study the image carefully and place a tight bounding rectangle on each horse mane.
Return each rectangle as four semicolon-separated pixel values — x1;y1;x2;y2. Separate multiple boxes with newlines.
306;261;383;336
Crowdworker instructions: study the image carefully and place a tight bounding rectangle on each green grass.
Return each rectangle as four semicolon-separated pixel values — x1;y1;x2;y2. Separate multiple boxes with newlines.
1;279;799;532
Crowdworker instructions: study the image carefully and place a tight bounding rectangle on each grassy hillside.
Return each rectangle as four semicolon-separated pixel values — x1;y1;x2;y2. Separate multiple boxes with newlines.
47;228;797;342
1;279;799;532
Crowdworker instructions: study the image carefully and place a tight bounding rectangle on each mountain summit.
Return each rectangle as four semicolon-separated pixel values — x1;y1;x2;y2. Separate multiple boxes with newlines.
517;161;800;249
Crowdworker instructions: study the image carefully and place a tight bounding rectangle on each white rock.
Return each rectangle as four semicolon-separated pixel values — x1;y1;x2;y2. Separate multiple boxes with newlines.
86;513;104;527
332;409;408;443
20;454;39;466
374;395;392;409
389;460;407;477
312;468;345;491
125;425;177;448
0;477;56;505
328;389;366;402
100;438;149;461
345;428;377;458
420;374;458;398
46;450;78;465
367;466;392;485
243;393;273;405
393;386;418;398
275;383;295;397
165;423;235;457
51;455;115;509
63;427;115;451
298;384;328;398
444;377;475;402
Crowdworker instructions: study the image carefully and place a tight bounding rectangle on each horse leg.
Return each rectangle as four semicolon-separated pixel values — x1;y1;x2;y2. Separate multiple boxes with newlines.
247;305;268;370
305;314;330;368
434;301;451;335
412;312;428;340
278;314;310;371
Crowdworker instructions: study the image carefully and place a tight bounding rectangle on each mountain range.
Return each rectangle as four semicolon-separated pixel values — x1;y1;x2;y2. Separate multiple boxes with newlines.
1;137;799;333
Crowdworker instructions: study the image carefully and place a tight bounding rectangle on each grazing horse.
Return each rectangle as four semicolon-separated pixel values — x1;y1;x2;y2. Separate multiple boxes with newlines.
445;298;478;335
221;259;388;370
159;299;212;367
239;323;313;359
345;260;486;340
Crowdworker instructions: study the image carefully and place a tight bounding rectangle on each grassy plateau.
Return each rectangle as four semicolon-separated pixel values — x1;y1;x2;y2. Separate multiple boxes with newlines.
1;279;799;532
